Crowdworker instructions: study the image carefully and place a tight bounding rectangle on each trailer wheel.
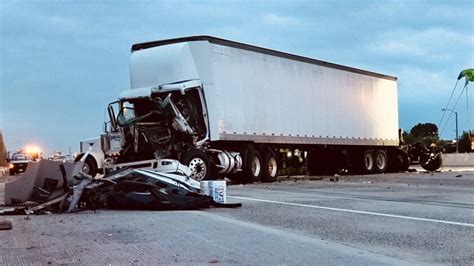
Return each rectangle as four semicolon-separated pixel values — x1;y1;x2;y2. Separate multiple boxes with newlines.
180;149;211;181
261;149;279;182
387;149;410;172
242;149;262;183
374;149;388;173
82;156;98;178
359;150;375;174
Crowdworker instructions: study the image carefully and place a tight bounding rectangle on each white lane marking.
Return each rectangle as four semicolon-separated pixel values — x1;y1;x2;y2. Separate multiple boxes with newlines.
229;196;474;228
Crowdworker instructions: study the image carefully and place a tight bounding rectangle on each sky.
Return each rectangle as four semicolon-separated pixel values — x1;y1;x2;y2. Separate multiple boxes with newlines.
0;0;473;155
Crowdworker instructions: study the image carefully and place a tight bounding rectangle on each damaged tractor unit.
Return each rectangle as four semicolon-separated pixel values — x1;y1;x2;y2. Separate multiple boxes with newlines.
82;80;243;181
106;82;215;179
77;36;441;182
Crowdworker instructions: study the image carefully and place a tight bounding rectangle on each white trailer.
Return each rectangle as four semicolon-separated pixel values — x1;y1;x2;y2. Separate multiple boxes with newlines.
79;36;409;182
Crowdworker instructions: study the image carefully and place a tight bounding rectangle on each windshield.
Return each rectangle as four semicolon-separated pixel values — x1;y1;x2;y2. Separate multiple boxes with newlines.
12;153;28;160
116;97;172;127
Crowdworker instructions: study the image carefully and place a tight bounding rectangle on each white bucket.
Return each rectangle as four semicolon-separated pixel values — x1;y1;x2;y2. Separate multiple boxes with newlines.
200;180;226;203
200;181;211;196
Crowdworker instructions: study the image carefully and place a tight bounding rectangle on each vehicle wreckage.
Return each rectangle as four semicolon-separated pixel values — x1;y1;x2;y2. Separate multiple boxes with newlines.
0;157;241;215
78;36;443;183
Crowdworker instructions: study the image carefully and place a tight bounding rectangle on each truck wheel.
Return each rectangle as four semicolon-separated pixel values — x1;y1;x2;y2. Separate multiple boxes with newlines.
374;149;388;173
360;150;375;174
82;156;98;178
181;149;211;181
261;150;279;182
242;149;262;183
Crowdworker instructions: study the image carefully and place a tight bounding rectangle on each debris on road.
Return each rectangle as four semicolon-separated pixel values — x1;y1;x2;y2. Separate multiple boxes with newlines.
330;174;341;182
0;219;12;230
1;159;241;215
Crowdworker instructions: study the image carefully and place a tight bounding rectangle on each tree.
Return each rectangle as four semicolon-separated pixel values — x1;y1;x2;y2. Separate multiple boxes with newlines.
402;130;416;145
404;123;439;146
458;131;472;153
410;123;438;138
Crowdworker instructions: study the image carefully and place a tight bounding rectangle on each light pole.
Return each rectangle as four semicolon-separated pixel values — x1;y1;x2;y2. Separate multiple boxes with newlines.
442;108;458;153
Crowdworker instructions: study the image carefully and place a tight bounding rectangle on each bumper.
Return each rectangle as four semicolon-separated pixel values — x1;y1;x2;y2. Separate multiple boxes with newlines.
10;163;28;174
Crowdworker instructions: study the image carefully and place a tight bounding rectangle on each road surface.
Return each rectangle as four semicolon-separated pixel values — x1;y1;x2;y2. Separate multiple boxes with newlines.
1;170;473;265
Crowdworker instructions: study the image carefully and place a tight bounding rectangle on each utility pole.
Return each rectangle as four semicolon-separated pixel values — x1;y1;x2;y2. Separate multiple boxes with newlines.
442;108;458;153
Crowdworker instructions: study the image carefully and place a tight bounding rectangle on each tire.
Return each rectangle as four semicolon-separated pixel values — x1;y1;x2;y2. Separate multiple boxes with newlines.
180;149;211;181
82;156;98;178
374;149;388;173
420;152;442;171
261;149;279;182
242;148;262;183
359;149;375;174
387;149;410;172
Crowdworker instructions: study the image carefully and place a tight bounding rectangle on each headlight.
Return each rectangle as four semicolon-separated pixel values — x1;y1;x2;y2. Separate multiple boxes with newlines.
9;163;14;169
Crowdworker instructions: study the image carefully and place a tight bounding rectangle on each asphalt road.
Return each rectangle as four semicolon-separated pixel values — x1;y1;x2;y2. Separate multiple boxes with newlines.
1;170;473;265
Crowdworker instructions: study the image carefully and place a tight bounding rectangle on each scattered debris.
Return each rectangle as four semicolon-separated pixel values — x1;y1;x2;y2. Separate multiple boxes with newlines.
0;219;13;230
1;159;241;215
330;174;341;182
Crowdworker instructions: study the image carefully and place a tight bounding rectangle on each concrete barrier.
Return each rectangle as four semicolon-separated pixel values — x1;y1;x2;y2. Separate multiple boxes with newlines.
441;153;474;167
4;160;81;205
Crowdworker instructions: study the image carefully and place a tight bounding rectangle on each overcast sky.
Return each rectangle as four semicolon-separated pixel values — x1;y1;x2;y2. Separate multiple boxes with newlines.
1;0;473;155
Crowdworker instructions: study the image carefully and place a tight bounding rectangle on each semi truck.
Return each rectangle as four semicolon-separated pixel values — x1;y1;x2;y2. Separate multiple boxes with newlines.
78;35;415;182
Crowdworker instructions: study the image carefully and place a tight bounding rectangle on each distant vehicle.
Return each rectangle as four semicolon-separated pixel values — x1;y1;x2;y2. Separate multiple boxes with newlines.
49;152;76;163
8;147;42;175
8;151;31;175
78;36;439;181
